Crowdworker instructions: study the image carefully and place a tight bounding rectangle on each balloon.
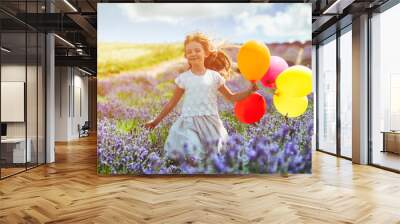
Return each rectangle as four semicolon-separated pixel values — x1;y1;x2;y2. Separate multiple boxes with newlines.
275;65;312;97
234;93;266;124
273;93;308;118
237;40;271;81
261;56;288;88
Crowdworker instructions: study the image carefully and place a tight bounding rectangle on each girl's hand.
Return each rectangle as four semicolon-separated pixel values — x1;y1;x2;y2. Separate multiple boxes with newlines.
250;81;259;92
144;120;158;130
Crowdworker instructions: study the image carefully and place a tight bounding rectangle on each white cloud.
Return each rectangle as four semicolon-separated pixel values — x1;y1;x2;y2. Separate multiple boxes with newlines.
106;3;311;43
234;4;312;42
118;3;271;24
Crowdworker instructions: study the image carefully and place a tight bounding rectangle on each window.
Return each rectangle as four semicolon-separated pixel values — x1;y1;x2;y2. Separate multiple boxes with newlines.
371;3;400;171
318;36;337;154
340;28;352;158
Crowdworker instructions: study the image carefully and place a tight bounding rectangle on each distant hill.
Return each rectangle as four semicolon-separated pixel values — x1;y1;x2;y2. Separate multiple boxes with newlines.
98;41;312;80
221;40;312;67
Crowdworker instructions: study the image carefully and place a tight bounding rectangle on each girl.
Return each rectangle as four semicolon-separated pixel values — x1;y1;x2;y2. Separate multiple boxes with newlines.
145;32;258;159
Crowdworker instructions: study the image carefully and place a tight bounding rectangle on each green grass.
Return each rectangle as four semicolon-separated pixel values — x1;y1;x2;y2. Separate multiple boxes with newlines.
97;95;107;103
98;43;184;79
220;111;249;137
116;119;142;134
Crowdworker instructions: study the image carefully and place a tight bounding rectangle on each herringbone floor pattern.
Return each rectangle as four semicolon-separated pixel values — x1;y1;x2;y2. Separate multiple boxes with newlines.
1;135;400;224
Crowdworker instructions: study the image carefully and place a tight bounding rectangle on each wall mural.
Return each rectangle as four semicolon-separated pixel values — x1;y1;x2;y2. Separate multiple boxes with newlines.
97;3;313;175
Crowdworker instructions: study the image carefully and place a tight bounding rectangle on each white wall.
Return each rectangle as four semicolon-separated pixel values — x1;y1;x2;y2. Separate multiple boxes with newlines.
1;82;25;122
1;65;26;139
55;67;89;141
1;65;26;81
1;63;46;163
339;30;353;158
75;71;89;139
55;67;69;141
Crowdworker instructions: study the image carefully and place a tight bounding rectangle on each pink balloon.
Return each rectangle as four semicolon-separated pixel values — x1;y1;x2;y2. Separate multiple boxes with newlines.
261;56;288;88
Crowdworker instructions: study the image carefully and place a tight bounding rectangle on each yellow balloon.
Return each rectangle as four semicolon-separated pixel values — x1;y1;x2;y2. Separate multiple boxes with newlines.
237;40;271;81
276;65;312;97
273;94;308;118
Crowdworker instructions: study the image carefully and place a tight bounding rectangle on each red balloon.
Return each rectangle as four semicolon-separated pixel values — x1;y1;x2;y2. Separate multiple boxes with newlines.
234;93;267;124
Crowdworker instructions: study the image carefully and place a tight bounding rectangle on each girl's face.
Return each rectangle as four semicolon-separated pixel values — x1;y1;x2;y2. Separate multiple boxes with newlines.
185;41;208;66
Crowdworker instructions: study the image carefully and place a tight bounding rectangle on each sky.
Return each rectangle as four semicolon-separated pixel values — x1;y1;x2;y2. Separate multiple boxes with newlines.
98;3;311;44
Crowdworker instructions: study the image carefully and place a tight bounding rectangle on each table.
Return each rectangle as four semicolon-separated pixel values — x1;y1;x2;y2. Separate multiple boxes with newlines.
381;131;400;154
1;138;31;163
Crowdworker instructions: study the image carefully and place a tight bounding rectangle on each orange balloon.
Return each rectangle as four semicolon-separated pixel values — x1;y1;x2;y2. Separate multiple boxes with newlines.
237;41;271;81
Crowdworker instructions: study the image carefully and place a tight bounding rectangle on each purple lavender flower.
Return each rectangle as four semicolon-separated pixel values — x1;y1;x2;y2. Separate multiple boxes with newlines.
128;162;141;173
307;121;313;136
212;155;226;173
268;158;278;173
247;149;257;161
269;143;279;154
288;155;305;173
284;142;299;158
97;62;314;175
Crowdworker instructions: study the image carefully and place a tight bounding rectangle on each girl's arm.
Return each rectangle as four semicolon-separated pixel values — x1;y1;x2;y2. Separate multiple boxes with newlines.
145;86;185;129
218;82;258;102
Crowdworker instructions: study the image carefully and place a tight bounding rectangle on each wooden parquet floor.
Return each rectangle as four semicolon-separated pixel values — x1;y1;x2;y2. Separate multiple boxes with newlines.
1;135;400;224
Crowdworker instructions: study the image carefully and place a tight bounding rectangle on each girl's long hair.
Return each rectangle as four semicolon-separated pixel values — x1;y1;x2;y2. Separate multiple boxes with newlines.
184;32;231;79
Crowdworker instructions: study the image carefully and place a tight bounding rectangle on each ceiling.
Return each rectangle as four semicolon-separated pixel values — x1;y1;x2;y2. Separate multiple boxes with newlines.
0;0;392;75
311;0;390;44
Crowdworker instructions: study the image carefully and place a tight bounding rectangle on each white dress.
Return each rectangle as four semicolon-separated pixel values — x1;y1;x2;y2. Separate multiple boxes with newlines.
164;69;228;160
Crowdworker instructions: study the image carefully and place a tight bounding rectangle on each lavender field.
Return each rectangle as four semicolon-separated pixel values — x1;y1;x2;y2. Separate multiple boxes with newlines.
97;43;313;175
